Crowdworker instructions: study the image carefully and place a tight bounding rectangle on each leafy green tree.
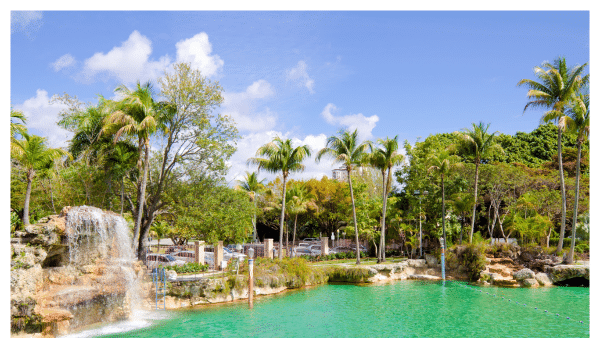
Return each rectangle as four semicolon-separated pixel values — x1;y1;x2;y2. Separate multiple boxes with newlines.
453;122;503;243
563;94;589;263
248;137;311;259
11;133;71;225
517;57;588;252
449;192;474;245
316;129;370;264
368;136;404;262
236;171;269;243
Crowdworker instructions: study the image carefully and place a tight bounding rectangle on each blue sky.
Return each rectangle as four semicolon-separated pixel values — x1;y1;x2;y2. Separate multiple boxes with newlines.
10;11;590;183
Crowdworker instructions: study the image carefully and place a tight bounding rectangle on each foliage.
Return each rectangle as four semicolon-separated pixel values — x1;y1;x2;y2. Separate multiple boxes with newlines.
164;262;209;274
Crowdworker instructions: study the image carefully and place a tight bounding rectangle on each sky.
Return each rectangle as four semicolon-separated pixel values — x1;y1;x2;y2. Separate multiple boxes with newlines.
9;11;590;185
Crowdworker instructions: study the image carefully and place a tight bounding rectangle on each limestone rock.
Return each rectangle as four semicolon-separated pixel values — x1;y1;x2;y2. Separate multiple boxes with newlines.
513;268;535;281
545;265;589;283
425;254;438;266
407;259;427;268
521;278;539;288
535;272;552;286
166;270;178;281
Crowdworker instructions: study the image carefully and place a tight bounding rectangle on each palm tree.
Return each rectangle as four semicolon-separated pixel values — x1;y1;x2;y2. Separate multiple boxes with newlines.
562;94;589;263
316;129;370;264
285;183;316;251
517;57;588;252
11;109;28;141
248;137;311;259
150;220;171;253
453;122;503;243
368;136;404;262
427;150;461;283
449;193;474;245
103;81;158;253
11;133;71;225
236;171;268;243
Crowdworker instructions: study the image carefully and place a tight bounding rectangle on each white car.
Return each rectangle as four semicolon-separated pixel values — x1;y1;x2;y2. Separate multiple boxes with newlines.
146;254;186;269
309;245;322;256
293;247;312;257
223;247;247;262
171;251;196;263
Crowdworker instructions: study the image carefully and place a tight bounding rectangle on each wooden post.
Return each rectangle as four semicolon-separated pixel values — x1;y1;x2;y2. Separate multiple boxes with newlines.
264;239;273;259
248;248;254;309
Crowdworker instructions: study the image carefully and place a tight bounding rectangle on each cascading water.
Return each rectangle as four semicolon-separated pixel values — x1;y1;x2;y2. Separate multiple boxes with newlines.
62;206;144;330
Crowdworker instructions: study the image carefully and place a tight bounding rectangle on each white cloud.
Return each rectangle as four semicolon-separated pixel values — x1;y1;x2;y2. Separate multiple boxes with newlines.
11;11;43;35
80;30;171;84
175;32;224;77
222;80;277;132
321;103;379;140
286;61;315;94
13;89;73;148
226;131;336;185
51;54;76;72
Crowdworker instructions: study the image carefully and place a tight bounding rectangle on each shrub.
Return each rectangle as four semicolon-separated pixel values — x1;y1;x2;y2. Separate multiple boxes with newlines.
165;262;209;274
575;243;589;253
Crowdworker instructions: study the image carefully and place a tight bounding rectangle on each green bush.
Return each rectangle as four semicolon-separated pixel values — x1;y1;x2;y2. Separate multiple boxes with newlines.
575;243;589;253
164;262;209;274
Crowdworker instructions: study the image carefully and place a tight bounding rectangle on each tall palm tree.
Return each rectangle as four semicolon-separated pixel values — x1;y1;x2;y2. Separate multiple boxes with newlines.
248;137;311;259
453;122;503;243
562;94;589;263
427;150;461;283
368;136;404;262
236;171;268;243
11;133;70;225
517;57;588;252
316;129;370;264
103;81;158;252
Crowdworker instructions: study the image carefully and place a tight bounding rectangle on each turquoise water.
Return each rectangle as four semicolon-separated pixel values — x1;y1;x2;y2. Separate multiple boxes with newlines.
98;281;589;337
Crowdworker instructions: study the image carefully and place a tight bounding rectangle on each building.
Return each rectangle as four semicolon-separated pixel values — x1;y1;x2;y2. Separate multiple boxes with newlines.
332;166;347;181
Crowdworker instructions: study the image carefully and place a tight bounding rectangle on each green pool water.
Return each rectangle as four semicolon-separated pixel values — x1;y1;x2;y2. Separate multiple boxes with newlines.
95;281;589;337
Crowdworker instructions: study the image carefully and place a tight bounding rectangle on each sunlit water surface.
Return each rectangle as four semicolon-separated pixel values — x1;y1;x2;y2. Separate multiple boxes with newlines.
65;281;589;338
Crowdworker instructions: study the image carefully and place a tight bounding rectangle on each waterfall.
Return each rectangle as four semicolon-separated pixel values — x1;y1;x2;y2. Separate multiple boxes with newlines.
64;206;142;320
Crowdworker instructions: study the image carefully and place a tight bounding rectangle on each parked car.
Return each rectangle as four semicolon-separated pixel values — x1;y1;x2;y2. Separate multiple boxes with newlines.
146;253;186;269
223;247;247;261
293;247;312;257
297;242;311;248
309;245;322;256
171;251;196;263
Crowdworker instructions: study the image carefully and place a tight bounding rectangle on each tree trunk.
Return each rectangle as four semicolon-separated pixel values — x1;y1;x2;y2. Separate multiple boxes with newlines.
134;138;150;253
252;197;258;242
23;171;33;226
48;179;57;214
293;214;298;251
567;141;582;264
556;128;567;253
285;219;289;257
469;160;480;243
346;169;361;264
378;169;386;263
441;175;447;250
278;175;287;259
132;137;145;252
120;177;125;217
459;213;465;245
